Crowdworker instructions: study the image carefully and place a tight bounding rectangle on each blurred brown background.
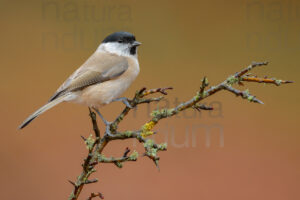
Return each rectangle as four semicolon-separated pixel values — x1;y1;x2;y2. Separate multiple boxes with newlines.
0;0;299;199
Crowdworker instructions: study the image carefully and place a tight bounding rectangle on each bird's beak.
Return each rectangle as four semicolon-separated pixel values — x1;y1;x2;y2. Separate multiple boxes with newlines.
132;41;142;47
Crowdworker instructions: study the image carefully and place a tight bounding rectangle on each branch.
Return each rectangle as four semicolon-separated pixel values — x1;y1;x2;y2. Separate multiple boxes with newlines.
68;61;292;199
223;84;264;104
241;76;293;86
97;148;138;168
89;108;100;139
110;87;173;132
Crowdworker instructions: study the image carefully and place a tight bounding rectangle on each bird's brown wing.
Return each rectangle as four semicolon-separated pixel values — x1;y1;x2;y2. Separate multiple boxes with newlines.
49;52;128;101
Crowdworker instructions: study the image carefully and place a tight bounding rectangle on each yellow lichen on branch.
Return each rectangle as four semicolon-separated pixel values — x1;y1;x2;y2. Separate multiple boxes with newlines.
141;121;156;138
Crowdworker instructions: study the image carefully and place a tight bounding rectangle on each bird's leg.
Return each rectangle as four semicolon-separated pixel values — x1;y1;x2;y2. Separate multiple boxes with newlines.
92;108;114;137
112;97;133;108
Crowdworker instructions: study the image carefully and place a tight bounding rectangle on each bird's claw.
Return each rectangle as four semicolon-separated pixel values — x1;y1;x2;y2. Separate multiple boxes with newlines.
92;108;115;136
122;99;133;108
104;121;114;137
112;97;133;108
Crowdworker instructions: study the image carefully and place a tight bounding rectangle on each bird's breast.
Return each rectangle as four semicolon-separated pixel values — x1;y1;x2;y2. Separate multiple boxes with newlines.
73;57;139;108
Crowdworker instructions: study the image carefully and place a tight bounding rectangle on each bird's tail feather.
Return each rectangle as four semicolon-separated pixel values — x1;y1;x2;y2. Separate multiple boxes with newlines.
19;95;67;129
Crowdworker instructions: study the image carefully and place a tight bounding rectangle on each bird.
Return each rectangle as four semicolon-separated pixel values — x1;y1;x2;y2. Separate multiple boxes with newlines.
19;31;141;135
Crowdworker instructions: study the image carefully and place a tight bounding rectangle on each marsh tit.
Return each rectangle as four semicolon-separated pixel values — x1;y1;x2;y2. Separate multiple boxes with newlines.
19;31;141;135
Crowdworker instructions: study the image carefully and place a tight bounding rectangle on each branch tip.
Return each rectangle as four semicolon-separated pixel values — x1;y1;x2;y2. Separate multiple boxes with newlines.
158;87;173;95
68;180;76;187
80;135;87;141
200;76;209;95
123;147;130;157
252;61;269;66
138;87;147;95
87;192;104;200
193;104;213;111
85;179;98;184
241;76;293;86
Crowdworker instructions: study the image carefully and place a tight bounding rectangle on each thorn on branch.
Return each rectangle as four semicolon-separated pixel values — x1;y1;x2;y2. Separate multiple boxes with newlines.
145;153;160;171
200;76;209;96
81;135;87;141
138;87;147;95
68;180;76;187
193;104;213;111
123;147;130;157
154;160;160;171
85;179;98;184
87;192;104;200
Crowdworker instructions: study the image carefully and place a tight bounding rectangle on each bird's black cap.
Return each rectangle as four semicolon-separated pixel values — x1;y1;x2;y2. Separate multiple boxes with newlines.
102;31;136;44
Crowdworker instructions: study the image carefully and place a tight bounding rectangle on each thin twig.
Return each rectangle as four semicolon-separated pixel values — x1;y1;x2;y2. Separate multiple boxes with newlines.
241;76;293;86
87;192;104;200
89;108;101;139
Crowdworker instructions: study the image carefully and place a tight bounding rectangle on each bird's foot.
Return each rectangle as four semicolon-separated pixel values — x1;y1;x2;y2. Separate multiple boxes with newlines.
104;121;114;137
92;108;114;137
112;97;133;108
